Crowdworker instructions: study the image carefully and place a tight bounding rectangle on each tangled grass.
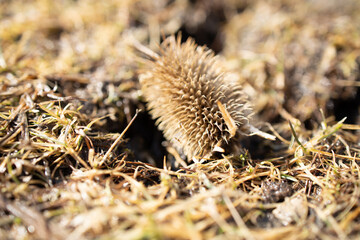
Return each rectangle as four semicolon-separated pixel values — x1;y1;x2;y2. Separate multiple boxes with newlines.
1;0;360;239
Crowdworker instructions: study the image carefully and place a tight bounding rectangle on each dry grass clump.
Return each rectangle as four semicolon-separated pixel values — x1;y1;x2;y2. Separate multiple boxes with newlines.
139;35;252;160
1;0;360;240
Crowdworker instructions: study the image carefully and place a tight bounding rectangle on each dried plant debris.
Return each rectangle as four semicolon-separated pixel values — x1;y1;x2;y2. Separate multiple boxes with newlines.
1;0;360;240
138;35;256;160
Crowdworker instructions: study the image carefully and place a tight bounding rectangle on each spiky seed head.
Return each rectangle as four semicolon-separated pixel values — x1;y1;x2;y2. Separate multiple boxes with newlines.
139;36;252;160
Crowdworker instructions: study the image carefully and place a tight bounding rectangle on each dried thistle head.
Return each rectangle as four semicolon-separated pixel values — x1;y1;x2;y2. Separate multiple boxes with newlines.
138;35;253;160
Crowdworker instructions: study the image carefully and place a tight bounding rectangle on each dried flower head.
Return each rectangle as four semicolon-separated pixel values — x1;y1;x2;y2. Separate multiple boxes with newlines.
138;35;254;160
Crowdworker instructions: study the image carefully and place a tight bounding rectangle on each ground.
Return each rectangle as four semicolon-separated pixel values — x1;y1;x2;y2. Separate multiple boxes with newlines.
1;0;360;239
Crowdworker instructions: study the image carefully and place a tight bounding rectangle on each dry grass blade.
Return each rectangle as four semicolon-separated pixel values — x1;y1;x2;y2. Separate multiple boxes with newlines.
217;100;237;138
98;110;140;167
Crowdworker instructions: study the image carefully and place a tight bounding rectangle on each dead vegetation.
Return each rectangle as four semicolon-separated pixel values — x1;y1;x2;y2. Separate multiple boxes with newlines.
0;0;360;239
